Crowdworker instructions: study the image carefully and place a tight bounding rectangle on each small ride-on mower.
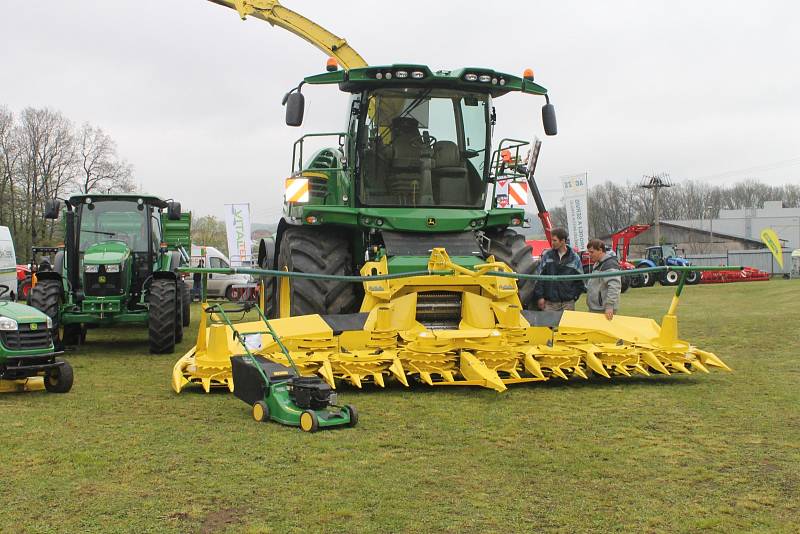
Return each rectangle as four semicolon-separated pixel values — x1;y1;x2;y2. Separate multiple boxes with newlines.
0;284;73;394
204;301;357;432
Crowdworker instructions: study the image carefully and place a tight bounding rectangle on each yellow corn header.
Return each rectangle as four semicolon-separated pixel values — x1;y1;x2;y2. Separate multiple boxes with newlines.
172;249;731;394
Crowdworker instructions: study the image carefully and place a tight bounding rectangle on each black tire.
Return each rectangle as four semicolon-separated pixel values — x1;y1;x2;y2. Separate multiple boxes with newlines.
685;270;701;285
28;278;63;347
149;278;177;354
44;359;73;393
175;284;184;344
300;410;319;433
225;285;237;302
628;271;644;289
180;281;191;327
483;228;538;309
275;227;358;317
661;270;680;286
62;324;86;346
258;239;276;318
636;264;657;287
252;401;270;422
345;404;358;427
620;276;630;293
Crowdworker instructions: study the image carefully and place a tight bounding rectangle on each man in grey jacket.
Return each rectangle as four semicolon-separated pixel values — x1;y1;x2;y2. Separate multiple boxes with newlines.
585;239;621;320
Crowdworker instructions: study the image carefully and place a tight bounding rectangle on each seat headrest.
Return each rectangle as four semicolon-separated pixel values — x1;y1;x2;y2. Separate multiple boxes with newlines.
391;116;419;133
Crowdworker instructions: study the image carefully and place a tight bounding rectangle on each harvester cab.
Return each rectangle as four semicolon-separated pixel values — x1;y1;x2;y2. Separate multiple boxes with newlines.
261;64;557;318
30;194;191;353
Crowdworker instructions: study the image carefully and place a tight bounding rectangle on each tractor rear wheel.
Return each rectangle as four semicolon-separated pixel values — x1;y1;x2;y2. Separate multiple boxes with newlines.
29;278;63;346
685;270;701;285
275;227;358;317
149;279;177;354
483;228;538;309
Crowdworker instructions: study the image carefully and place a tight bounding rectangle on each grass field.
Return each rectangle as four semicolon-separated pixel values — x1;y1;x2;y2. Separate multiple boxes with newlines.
1;280;799;533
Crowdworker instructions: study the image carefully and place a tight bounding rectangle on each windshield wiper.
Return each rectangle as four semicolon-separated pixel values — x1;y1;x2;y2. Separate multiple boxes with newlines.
82;230;116;237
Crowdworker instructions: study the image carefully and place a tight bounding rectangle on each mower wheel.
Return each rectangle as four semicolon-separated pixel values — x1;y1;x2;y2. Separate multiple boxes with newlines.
299;410;319;433
44;359;73;393
345;404;358;427
149;279;177;354
252;401;270;422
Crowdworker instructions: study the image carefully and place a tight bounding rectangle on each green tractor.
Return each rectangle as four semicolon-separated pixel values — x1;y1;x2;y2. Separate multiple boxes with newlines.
258;64;557;317
29;194;191;353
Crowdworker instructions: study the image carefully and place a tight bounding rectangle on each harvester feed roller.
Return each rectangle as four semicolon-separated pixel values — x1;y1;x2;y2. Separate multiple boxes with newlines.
172;249;732;394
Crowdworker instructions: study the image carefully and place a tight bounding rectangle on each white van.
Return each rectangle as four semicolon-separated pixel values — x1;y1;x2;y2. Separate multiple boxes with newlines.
190;245;251;300
0;227;17;300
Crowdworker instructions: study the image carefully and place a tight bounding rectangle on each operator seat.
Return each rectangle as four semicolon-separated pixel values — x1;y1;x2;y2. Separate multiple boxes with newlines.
389;116;423;171
432;140;468;205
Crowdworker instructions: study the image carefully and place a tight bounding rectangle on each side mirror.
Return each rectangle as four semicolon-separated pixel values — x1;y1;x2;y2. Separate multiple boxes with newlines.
284;91;305;127
168;201;181;220
44;199;60;220
542;103;558;136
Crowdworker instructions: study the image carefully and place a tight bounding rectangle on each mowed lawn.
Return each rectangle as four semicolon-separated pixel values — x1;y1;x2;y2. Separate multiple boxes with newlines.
1;280;798;533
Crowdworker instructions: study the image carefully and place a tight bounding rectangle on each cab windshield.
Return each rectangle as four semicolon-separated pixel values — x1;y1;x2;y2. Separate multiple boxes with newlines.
358;88;490;208
77;201;154;253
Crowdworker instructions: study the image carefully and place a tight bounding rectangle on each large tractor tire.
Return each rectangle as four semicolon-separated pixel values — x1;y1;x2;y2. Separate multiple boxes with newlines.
28;278;64;346
637;264;657;287
149;279;178;354
483;228;538;309
275;227;358;317
257;238;276;318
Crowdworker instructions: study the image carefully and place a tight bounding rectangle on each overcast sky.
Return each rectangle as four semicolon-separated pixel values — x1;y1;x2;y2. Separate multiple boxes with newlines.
3;0;799;222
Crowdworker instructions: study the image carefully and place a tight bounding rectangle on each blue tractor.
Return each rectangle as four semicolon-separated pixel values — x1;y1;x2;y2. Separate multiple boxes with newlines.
636;245;700;286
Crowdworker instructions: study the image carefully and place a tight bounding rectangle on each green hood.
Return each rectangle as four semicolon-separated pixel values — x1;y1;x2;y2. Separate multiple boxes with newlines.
83;240;131;265
0;301;50;324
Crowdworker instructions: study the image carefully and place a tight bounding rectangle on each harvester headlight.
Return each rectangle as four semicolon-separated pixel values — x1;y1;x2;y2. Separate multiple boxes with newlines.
105;264;121;273
46;316;53;329
85;264;99;273
0;316;18;331
411;71;424;79
305;216;318;224
479;74;491;83
510;217;522;226
465;73;478;82
375;218;384;226
395;70;408;79
361;216;372;225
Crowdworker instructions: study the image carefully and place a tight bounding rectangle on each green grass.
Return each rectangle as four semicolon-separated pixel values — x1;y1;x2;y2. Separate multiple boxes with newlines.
1;280;799;533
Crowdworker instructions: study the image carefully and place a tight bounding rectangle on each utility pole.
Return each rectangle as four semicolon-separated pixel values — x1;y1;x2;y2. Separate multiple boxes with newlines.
640;173;672;246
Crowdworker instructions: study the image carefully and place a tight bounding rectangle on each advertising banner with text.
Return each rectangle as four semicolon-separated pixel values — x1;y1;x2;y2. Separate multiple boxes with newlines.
224;203;252;266
561;174;589;251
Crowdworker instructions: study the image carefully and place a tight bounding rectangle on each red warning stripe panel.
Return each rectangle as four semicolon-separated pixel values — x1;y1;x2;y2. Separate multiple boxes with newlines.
509;182;528;205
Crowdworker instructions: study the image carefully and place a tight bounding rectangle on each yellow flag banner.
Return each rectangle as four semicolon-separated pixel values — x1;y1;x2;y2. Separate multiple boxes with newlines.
760;228;784;269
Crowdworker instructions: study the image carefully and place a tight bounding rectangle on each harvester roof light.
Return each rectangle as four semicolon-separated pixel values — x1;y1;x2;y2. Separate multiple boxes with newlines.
326;57;339;72
465;73;478;82
375;72;383;79
479;74;491;83
523;68;534;81
499;78;506;86
491;78;498;85
411;71;424;79
385;72;392;80
395;70;408;79
85;197;92;204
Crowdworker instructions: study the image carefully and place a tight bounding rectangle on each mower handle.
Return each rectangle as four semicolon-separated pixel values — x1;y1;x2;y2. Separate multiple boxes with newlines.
204;302;256;315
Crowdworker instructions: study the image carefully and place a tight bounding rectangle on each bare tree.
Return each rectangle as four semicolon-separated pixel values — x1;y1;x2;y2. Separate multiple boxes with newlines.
77;123;134;194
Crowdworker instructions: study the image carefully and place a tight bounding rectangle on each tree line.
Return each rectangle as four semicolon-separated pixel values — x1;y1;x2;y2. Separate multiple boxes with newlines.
0;105;135;261
548;178;800;238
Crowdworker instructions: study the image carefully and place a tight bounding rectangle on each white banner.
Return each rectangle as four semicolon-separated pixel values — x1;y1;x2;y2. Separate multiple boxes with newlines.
561;173;589;251
223;203;252;266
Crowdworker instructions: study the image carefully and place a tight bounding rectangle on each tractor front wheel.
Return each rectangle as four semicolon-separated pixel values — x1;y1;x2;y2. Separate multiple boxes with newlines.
44;360;73;393
483;228;538;309
275;227;358;318
661;270;681;286
149;279;178;354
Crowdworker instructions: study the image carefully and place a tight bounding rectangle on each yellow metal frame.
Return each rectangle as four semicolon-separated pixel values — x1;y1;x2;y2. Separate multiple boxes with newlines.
173;249;730;394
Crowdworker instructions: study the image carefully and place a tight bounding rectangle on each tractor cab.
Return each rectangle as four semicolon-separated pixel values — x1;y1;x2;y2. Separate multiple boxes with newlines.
645;245;683;266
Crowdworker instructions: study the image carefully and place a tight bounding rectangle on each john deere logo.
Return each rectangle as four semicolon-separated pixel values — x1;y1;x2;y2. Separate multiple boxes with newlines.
30;323;38;331
427;217;436;227
98;275;107;284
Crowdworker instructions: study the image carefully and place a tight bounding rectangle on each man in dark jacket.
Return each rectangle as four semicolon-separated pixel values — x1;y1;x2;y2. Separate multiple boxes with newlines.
532;227;585;311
